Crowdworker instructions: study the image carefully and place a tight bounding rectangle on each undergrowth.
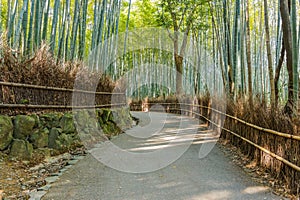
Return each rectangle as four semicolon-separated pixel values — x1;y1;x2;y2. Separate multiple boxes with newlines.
0;37;115;92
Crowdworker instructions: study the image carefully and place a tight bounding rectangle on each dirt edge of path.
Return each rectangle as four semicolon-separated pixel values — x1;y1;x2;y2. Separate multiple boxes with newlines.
218;139;298;200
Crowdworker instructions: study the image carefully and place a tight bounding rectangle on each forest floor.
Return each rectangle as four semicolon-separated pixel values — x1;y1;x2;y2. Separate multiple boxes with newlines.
0;148;86;199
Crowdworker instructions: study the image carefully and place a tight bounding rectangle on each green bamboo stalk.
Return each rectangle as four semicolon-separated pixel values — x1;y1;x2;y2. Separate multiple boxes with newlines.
78;0;88;60
291;0;298;110
13;0;28;49
93;0;107;70
50;0;60;53
26;0;35;55
33;0;40;48
42;0;50;41
103;0;116;74
275;0;282;68
70;0;79;60
96;0;107;45
258;3;265;99
114;0;121;36
123;0;132;56
6;0;11;30
21;0;29;53
264;0;275;108
57;0;64;57
240;2;246;95
245;0;253;108
209;2;227;91
0;0;2;33
222;0;231;95
64;0;71;61
57;0;69;61
7;0;18;45
113;0;121;77
37;0;45;43
232;0;240;95
280;0;295;114
91;0;99;51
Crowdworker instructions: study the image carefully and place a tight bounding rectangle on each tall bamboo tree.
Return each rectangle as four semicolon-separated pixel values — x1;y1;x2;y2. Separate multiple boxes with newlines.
264;0;276;108
7;0;18;45
291;0;298;111
50;0;60;53
42;0;50;41
0;0;3;33
280;0;295;114
26;0;35;54
78;0;88;60
245;0;253;107
14;0;28;49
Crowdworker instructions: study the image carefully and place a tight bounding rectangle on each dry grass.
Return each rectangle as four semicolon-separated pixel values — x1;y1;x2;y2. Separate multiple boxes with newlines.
0;41;115;91
226;98;294;134
0;37;119;114
223;97;299;196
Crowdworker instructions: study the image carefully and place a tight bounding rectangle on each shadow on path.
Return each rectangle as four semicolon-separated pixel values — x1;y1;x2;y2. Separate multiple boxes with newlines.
42;112;282;200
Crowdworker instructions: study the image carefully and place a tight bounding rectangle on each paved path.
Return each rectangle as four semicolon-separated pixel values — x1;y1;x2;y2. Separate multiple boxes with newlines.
42;112;282;200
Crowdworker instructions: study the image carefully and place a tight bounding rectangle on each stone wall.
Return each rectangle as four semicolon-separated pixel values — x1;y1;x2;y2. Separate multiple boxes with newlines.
0;107;132;160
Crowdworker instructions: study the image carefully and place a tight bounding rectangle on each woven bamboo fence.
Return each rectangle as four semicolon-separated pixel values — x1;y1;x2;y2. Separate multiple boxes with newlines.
0;81;126;115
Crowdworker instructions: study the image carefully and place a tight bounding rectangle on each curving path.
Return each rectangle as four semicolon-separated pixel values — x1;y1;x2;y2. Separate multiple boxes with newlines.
42;112;283;200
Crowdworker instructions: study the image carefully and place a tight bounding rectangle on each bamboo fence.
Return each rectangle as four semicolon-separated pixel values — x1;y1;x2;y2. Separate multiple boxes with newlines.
130;101;300;173
0;81;126;114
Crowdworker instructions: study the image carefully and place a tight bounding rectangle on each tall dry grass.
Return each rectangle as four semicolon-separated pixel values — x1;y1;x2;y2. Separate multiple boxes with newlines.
0;37;122;115
0;40;115;92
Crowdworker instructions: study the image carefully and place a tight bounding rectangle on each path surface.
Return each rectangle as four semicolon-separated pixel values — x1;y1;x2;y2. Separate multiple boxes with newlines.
42;112;282;200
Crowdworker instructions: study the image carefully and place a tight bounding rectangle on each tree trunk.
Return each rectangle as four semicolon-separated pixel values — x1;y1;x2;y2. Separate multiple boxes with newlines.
264;0;276;109
274;39;285;106
245;0;253;108
223;0;234;97
291;0;298;112
175;54;183;95
280;0;294;115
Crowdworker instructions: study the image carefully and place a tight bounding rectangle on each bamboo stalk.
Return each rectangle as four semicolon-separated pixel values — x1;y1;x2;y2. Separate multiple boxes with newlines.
50;0;60;53
26;0;34;55
14;0;28;49
7;0;18;45
34;0;40;48
78;0;88;60
263;0;275;109
70;0;79;60
0;0;2;33
291;0;298;110
42;0;50;41
21;0;29;53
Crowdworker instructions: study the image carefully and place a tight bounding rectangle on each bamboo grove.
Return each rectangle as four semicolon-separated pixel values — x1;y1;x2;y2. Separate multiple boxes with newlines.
210;0;299;114
0;0;299;115
0;0;121;61
209;0;299;114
